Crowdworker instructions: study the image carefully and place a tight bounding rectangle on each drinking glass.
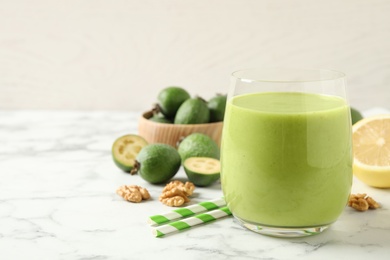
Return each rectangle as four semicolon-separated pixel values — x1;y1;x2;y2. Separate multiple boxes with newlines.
221;68;352;237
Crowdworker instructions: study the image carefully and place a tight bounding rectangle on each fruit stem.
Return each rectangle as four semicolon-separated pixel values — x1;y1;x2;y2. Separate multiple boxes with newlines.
130;161;140;175
194;95;207;103
151;104;161;115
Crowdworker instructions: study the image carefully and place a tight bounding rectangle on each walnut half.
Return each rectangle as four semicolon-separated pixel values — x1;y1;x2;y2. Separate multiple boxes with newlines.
159;180;195;207
348;193;380;211
116;185;150;203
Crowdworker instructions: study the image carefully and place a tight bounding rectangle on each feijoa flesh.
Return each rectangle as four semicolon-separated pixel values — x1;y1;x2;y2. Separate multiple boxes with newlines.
184;157;220;187
112;134;148;172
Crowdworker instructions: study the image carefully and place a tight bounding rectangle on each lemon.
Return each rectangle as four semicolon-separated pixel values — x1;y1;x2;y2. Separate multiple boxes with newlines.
352;114;390;187
183;157;220;187
112;134;148;172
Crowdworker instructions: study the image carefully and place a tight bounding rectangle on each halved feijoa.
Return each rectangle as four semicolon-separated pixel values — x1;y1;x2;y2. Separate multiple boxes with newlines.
183;157;220;187
112;134;148;172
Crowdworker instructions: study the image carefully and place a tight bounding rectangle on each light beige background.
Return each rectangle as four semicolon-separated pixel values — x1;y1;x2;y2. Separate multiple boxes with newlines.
1;0;389;111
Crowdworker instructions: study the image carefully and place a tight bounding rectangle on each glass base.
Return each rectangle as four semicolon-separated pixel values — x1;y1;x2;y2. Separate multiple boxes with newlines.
234;216;330;238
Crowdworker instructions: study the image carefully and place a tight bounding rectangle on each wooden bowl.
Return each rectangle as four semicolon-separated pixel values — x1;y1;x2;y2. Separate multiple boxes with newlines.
138;111;223;148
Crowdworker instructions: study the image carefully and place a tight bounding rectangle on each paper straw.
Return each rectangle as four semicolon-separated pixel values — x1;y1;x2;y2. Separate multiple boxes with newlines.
152;206;232;237
148;197;226;226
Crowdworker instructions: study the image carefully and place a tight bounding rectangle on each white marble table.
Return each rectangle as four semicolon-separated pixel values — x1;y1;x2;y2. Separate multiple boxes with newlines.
0;109;389;260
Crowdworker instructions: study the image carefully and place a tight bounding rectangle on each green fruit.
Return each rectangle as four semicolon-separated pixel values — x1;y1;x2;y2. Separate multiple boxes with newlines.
157;87;190;118
133;144;181;184
351;107;363;125
183;157;220;187
177;133;220;162
149;113;172;124
208;94;227;122
112;134;148;172
174;98;210;124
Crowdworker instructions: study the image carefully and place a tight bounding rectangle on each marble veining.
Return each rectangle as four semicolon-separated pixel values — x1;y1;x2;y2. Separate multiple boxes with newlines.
0;109;389;260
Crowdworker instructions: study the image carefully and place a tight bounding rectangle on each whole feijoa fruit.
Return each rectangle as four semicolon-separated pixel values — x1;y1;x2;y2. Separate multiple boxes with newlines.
177;133;220;162
350;107;363;125
157;86;190;119
111;134;148;172
149;113;172;124
208;94;227;122
174;97;210;124
132;143;181;184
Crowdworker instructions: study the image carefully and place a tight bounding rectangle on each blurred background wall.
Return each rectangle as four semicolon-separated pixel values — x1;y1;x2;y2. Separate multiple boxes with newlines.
0;0;389;112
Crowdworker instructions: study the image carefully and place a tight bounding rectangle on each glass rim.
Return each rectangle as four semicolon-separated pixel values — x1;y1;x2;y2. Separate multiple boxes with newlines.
231;68;346;83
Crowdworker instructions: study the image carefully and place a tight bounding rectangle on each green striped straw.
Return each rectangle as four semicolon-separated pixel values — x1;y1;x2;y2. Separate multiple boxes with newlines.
152;206;232;237
148;197;226;226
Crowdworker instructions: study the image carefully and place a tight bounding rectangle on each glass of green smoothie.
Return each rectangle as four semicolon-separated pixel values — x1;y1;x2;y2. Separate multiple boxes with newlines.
221;68;353;237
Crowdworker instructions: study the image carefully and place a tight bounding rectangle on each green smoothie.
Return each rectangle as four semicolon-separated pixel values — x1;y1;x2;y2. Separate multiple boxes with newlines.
221;92;352;227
